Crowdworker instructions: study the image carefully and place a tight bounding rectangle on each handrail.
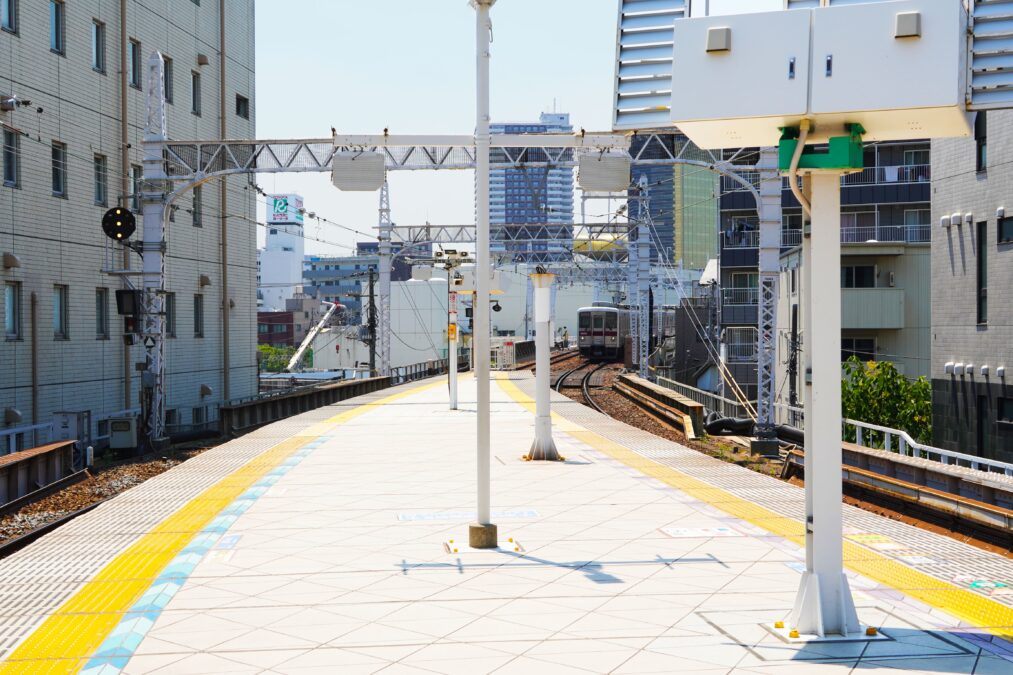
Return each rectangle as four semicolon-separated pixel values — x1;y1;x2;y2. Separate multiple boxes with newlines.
772;403;1013;477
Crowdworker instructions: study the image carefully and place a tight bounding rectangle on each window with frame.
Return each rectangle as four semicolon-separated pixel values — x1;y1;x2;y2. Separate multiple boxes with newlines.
975;111;987;172
903;149;929;166
842;337;875;363
91;20;105;73
130;164;142;211
999;217;1013;245
165;292;176;337
51;141;66;197
999;398;1013;425
95;288;109;338
2;128;18;187
192;185;203;227
128;39;141;88
977;221;988;324
235;94;249;119
53;285;68;339
841;265;875;289
191;71;201;115
903;209;930;227
163;56;173;103
1;0;16;33
49;1;64;54
258;323;267;334
93;154;107;205
193;294;204;337
4;281;21;340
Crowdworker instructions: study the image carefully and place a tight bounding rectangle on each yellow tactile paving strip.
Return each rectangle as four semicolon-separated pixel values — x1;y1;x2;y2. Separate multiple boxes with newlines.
495;374;1013;639
0;380;445;674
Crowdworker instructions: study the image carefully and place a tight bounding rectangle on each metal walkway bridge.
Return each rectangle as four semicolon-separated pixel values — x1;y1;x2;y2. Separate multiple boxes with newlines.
0;374;1011;674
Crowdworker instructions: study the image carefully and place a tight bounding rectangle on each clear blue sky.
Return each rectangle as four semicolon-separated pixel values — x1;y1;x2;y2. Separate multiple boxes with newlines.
254;0;777;254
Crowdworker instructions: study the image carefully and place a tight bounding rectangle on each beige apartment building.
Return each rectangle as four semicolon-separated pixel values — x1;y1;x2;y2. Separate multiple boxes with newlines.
1;0;256;449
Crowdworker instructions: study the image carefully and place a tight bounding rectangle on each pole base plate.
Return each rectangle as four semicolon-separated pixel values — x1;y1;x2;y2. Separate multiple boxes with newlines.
468;523;498;549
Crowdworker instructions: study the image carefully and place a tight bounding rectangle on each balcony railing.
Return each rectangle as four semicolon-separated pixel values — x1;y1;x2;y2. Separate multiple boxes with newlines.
725;327;758;363
722;287;759;305
781;228;803;247
723;230;759;249
841;224;930;244
782;165;930;191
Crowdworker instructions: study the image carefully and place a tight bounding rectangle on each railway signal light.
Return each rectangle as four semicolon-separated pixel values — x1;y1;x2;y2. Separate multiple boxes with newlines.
102;207;137;242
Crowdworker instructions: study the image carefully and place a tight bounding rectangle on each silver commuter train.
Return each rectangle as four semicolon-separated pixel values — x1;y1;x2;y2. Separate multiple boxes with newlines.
577;303;678;362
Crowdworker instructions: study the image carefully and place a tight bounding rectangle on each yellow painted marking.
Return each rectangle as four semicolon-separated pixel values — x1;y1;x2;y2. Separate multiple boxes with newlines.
1;379;446;673
496;374;1013;638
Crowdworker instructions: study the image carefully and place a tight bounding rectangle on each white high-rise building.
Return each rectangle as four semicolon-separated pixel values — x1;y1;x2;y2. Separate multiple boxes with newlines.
258;195;306;312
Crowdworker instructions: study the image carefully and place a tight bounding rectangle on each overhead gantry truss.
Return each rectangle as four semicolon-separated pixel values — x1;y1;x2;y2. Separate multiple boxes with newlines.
156;131;763;181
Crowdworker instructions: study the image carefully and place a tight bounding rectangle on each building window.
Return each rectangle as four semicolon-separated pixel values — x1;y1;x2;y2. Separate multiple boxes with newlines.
903;209;929;227
53;285;68;339
91;20;105;72
1;0;16;34
191;71;201;115
1000;398;1013;426
841;265;875;289
51;141;67;197
977;221;988;324
95;288;109;338
163;56;174;103
93;154;108;206
2;128;18;187
130;164;142;211
192;185;203;227
235;94;249;119
258;323;267;334
4;281;21;340
902;149;929;166
999;217;1013;245
165;292;176;337
842;337;875;363
49;1;64;54
193;294;204;337
192;406;206;426
975;111;987;172
129;39;142;88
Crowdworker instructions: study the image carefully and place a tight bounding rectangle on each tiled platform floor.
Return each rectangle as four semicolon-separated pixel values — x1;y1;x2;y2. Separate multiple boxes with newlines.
0;373;1011;674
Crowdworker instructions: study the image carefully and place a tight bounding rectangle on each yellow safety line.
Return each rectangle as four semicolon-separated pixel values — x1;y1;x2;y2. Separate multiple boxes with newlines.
495;374;1013;638
1;379;446;674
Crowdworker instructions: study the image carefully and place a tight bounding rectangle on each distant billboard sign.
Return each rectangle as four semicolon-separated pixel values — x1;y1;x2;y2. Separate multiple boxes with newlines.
267;194;304;225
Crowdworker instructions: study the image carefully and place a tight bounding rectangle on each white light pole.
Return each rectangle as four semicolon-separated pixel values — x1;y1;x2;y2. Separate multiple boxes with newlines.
791;171;860;638
527;272;560;461
469;0;497;550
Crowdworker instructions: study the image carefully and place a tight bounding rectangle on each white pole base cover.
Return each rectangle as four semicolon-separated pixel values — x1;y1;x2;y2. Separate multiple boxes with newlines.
791;571;860;639
528;274;560;461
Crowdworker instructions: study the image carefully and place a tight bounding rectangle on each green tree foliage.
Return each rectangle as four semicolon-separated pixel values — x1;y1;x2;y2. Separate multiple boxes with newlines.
841;356;932;445
257;344;312;372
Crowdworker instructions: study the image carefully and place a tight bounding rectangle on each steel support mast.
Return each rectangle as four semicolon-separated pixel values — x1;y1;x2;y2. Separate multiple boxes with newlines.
140;52;169;448
377;179;393;377
753;147;782;454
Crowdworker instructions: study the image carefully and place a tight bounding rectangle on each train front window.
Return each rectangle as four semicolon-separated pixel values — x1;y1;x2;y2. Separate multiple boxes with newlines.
579;314;590;329
605;313;617;330
592;315;604;330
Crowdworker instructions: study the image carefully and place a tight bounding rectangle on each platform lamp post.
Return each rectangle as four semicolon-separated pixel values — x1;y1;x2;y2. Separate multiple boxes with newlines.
469;0;497;550
526;270;560;461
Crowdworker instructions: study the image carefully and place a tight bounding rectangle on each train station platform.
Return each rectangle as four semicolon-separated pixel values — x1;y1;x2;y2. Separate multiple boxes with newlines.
1;372;1013;674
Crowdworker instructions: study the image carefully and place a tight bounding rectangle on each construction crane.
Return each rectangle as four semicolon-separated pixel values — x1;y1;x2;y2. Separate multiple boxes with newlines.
286;301;343;373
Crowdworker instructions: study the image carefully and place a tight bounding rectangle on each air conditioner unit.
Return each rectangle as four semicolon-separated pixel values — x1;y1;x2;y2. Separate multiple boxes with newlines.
108;417;138;450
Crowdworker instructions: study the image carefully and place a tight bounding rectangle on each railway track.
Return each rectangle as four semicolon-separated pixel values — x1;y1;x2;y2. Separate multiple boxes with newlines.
553;360;595;392
581;364;609;413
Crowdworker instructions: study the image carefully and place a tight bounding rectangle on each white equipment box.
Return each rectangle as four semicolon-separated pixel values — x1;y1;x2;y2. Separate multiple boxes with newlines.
670;0;972;148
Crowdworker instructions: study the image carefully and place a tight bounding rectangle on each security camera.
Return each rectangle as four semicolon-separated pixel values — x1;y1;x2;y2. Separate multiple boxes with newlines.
492;302;501;312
